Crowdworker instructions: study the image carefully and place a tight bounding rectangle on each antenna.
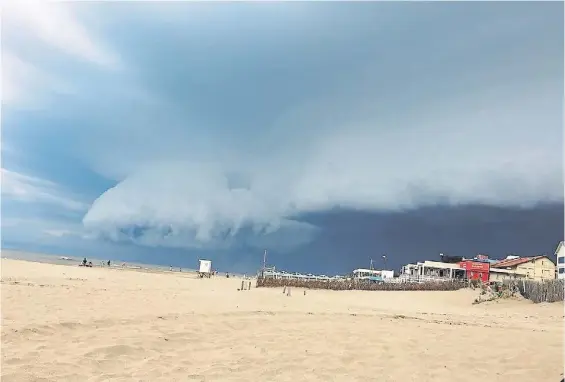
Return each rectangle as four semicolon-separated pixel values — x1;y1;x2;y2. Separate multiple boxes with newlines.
263;249;267;271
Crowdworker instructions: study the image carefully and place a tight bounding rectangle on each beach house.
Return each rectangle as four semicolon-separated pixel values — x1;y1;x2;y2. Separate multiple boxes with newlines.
416;261;466;282
458;259;490;283
488;268;526;283
555;241;564;279
398;261;466;282
490;256;555;281
399;264;418;282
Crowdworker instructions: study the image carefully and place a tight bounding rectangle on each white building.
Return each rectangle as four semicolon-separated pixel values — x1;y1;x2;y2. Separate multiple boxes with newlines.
399;261;465;282
555;241;564;279
381;270;394;279
352;269;386;282
418;261;466;282
261;268;337;282
399;264;418;281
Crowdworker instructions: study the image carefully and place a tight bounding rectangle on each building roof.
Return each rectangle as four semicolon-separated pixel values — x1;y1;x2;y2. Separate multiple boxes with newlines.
420;260;463;269
491;256;549;269
554;241;564;257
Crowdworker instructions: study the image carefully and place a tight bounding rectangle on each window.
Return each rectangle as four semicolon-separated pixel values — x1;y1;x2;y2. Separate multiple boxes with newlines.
559;268;565;274
558;257;565;264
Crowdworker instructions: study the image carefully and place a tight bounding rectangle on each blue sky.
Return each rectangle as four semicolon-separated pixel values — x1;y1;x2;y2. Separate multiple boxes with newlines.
2;2;563;273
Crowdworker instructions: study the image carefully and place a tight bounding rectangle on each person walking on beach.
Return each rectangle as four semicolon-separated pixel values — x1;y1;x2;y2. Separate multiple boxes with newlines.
107;260;111;267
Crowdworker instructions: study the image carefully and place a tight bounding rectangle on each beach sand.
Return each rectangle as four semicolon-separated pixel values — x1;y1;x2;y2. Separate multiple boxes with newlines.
1;259;563;382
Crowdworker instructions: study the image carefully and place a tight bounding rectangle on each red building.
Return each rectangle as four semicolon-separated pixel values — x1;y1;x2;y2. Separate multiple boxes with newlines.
459;260;490;283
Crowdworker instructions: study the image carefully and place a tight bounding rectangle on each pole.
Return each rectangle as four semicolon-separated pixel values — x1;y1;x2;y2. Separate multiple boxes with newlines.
263;249;267;271
383;255;387;270
370;258;374;270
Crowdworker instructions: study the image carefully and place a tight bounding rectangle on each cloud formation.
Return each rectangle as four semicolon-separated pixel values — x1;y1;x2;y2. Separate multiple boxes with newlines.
3;0;119;67
3;2;563;251
1;52;73;108
2;1;120;109
1;168;87;212
82;162;321;250
82;80;563;249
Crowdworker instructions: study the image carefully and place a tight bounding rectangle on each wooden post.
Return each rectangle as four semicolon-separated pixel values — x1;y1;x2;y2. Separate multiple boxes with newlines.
248;281;252;290
241;280;245;290
287;287;291;296
304;290;306;296
283;286;286;294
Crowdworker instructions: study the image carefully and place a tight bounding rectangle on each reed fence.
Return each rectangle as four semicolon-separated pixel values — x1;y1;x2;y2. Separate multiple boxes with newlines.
504;279;564;303
256;277;466;291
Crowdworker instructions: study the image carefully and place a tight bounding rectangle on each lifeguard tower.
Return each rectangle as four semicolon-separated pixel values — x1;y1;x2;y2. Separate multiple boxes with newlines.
198;259;212;278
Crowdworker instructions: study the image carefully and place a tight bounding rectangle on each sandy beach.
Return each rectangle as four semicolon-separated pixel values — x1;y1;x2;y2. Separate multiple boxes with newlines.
1;258;563;382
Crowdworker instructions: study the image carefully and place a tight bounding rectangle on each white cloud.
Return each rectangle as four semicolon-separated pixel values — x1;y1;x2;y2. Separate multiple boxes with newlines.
42;229;76;238
1;53;31;106
82;79;563;250
2;3;559;251
1;1;119;109
2;1;119;68
82;162;320;250
1;52;73;108
1;168;88;212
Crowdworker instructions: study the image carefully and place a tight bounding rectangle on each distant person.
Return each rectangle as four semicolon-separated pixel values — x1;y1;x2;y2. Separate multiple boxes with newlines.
179;267;182;272
107;260;111;267
88;261;93;267
82;258;87;266
169;265;173;271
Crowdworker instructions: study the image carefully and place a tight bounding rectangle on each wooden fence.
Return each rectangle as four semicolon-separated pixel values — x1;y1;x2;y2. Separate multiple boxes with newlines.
504;279;564;303
256;277;466;291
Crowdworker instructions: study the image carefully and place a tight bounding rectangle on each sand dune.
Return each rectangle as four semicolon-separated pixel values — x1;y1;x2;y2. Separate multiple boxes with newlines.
1;259;563;381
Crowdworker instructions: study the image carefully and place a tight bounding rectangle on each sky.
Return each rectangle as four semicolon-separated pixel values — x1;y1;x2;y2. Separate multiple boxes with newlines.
2;2;563;274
